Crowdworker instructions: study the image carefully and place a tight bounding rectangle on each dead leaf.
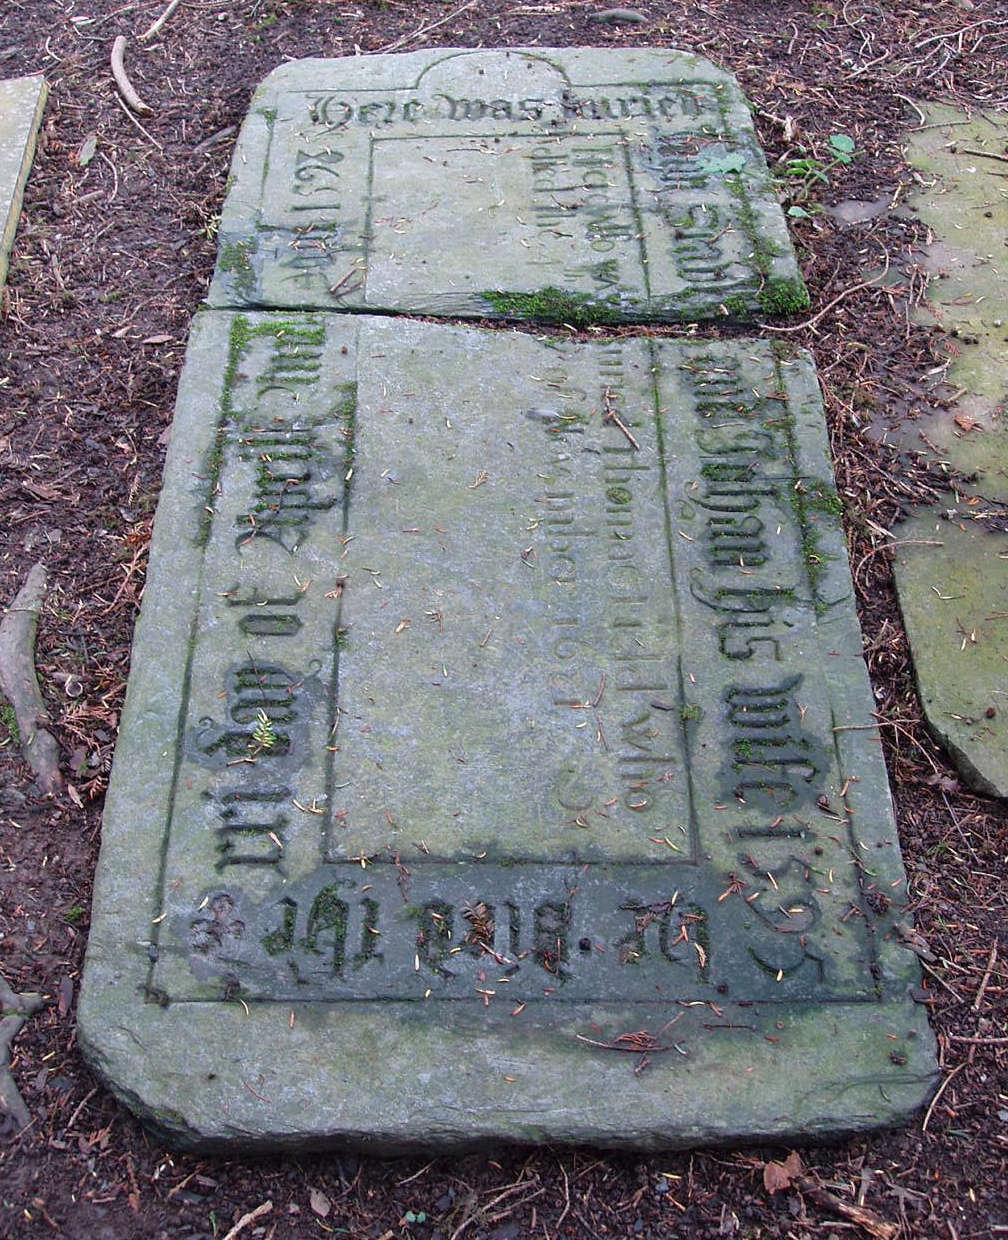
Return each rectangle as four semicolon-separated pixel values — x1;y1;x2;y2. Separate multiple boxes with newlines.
309;1187;331;1218
763;1150;803;1194
926;772;960;794
77;133;98;167
58;976;74;1017
953;414;982;432
21;480;66;502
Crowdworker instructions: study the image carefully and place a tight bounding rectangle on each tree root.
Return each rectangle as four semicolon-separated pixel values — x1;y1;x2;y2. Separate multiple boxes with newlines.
0;563;64;795
0;973;45;1135
111;35;154;117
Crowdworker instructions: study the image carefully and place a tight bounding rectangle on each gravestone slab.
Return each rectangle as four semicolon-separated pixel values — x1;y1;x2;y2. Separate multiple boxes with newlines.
0;75;47;293
208;48;807;324
79;312;935;1150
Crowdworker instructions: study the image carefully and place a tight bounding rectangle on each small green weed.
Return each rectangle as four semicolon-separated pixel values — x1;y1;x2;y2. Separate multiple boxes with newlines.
777;134;857;216
251;709;278;751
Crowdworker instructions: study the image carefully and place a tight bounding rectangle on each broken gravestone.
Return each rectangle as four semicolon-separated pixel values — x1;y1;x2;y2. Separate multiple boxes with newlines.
79;49;935;1152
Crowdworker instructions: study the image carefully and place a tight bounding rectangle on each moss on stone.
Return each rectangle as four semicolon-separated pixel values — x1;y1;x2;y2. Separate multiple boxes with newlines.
218;238;258;300
758;276;810;317
788;481;841;589
335;381;357;478
481;286;621;326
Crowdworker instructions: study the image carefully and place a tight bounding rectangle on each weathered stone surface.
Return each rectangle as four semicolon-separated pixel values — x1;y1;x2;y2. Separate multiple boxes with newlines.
889;103;1008;796
79;313;935;1150
901;103;1008;499
0;76;47;292
208;48;806;323
894;515;1008;798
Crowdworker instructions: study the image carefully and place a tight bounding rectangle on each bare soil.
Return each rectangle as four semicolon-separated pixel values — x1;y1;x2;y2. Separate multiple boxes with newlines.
1;1;1007;1237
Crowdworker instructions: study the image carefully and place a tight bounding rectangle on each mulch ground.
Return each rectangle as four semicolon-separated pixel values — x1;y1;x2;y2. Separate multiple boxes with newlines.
1;1;1007;1237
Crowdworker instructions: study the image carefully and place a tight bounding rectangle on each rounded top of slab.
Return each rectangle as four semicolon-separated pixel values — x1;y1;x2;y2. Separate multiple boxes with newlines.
254;45;729;96
212;46;805;323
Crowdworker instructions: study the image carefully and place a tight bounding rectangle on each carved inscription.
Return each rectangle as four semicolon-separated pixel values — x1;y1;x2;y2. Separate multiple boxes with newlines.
211;788;289;871
213;52;802;320
181;864;724;1002
145;323;878;1007
302;82;725;130
725;675;827;811
143;314;357;1004
528;142;637;263
665;340;876;993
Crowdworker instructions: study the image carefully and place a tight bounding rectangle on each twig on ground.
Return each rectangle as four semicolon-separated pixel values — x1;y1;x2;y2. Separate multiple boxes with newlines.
555;1159;571;1232
112;92;164;151
795;1174;898;1239
852;538;944;591
760;278;885;334
221;1200;272;1240
97;542;147;617
378;0;479;53
111;35;154;115
139;0;182;42
0;563;63;795
922;1062;966;1133
961;147;1008;165
973;940;998;1011
895;93;927;125
603;386;640;449
65;1086;98;1132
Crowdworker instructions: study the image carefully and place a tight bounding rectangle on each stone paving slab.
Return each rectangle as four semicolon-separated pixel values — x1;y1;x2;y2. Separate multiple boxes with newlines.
890;103;1008;796
79;312;935;1150
901;103;1008;500
895;514;1008;798
0;76;47;293
208;48;806;324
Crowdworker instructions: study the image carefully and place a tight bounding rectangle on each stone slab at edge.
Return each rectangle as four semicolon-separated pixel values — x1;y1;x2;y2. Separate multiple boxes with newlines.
894;515;1008;798
891;102;1008;795
901;102;1008;498
0;75;47;292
